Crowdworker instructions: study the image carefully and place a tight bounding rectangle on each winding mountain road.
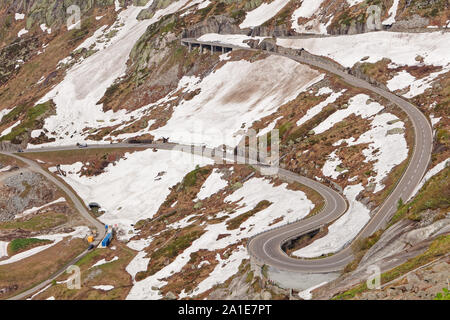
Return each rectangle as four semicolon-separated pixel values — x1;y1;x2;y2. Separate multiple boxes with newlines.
182;38;434;272
2;36;434;299
1;152;106;300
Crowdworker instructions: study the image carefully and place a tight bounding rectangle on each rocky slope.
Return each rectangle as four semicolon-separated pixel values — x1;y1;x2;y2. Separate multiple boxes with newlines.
0;0;448;300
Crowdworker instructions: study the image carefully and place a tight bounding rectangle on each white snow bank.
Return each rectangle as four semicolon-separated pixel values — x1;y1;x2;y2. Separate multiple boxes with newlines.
196;168;228;200
298;281;328;300
239;0;290;29
291;0;331;34
409;158;449;201
17;28;28;37
0;165;12;172
15;13;25;20
191;246;248;296
292;0;325;19
330;102;408;193
403;68;448;98
293;184;370;257
322;151;347;179
28;284;52;300
0;107;12;122
0;241;8;258
346;0;365;6
313;94;384;134
126;251;150;281
40;24;51;34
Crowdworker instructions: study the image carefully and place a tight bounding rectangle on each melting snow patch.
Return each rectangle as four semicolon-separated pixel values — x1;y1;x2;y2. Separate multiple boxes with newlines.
277;32;450;69
333;111;408;193
382;0;400;26
291;0;330;34
17;28;28;37
40;24;51;34
313;94;384;134
0;166;12;173
0;107;12;122
32;1;201;148
292;0;325;19
298;281;328;300
1;121;21;137
322;151;347;179
387;70;416;92
346;0;365;6
192;246;248;296
126;251;150;281
197;33;267;48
